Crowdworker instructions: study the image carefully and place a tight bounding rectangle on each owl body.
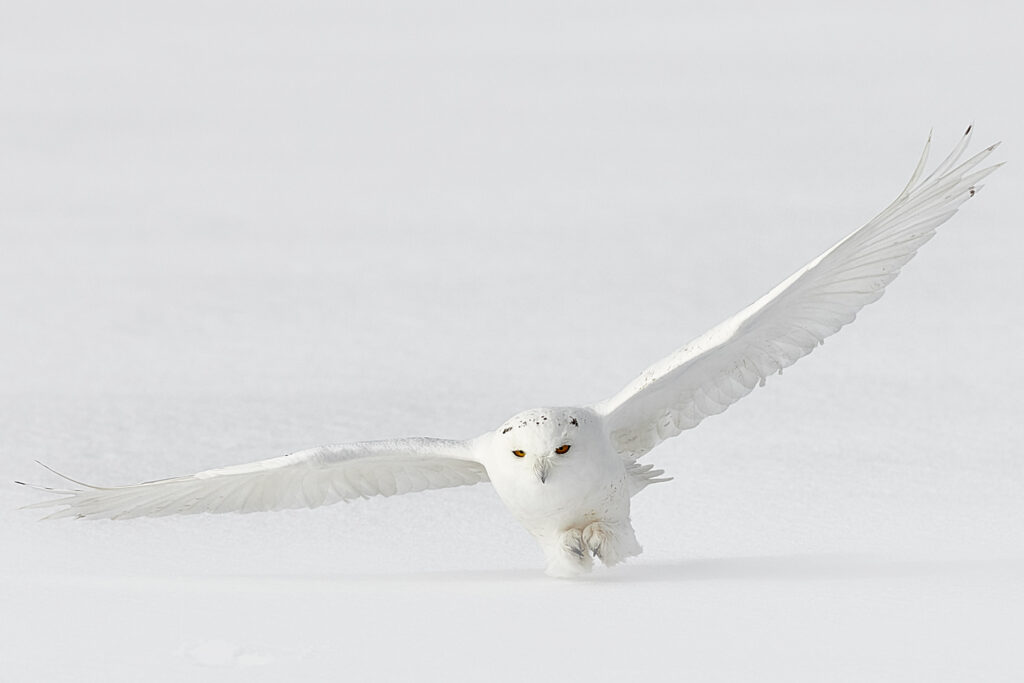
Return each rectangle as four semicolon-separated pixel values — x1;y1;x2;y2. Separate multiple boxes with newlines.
480;407;643;576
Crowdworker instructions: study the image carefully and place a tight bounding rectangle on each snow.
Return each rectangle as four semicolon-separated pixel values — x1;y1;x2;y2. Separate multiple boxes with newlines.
2;1;1023;680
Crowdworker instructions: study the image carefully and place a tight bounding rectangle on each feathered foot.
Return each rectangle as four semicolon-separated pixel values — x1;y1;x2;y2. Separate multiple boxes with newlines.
543;528;594;578
583;520;642;567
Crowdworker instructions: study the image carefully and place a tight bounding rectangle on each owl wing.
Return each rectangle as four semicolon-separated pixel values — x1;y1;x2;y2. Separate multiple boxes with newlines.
19;437;488;520
593;128;1001;460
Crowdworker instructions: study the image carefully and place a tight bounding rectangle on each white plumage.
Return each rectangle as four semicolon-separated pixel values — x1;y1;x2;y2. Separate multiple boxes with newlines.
28;439;487;519
20;128;1001;577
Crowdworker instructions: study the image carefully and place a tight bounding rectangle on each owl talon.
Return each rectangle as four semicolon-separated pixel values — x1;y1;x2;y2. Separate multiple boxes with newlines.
583;521;642;567
544;528;593;577
563;528;587;558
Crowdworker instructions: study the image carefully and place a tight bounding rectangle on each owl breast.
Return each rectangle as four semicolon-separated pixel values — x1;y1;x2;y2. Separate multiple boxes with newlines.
489;444;630;533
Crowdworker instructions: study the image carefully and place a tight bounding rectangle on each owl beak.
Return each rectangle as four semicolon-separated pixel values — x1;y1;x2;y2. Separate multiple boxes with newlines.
534;457;552;484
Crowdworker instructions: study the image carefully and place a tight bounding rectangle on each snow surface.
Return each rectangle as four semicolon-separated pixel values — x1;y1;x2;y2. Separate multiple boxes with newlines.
2;1;1023;681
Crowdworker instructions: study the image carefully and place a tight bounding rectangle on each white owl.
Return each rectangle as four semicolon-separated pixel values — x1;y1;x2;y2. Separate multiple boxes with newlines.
20;128;1001;577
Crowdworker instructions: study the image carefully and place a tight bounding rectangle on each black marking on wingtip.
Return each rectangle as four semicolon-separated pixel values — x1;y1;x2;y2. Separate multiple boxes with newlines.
501;426;512;434
569;417;579;427
965;124;973;135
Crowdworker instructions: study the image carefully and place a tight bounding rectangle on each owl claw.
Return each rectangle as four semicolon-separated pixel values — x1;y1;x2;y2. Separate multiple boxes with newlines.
563;528;587;558
582;521;642;567
544;528;593;577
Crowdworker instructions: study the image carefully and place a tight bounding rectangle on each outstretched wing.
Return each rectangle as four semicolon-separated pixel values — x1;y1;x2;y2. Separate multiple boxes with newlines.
19;437;488;520
594;127;1001;459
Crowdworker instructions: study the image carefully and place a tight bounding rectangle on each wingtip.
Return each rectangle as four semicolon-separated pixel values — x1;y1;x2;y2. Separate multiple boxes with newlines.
33;460;96;489
964;122;973;136
983;161;1008;175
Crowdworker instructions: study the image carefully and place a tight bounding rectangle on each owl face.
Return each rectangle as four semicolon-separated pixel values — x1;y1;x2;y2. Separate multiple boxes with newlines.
493;407;590;483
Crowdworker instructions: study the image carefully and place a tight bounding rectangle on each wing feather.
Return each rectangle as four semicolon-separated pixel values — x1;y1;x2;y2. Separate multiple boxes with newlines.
20;437;488;520
594;128;1001;459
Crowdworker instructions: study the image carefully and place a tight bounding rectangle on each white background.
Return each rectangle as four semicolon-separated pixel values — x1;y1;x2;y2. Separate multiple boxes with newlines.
2;1;1022;681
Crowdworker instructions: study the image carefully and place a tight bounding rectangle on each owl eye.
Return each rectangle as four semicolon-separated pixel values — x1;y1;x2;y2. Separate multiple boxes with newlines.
512;450;526;458
554;444;571;454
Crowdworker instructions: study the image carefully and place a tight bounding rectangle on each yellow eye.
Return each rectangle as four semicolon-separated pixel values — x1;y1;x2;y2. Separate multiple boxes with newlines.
554;444;571;455
512;450;526;458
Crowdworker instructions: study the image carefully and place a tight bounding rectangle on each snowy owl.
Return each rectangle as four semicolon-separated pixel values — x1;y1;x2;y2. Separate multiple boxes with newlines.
20;128;1001;578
